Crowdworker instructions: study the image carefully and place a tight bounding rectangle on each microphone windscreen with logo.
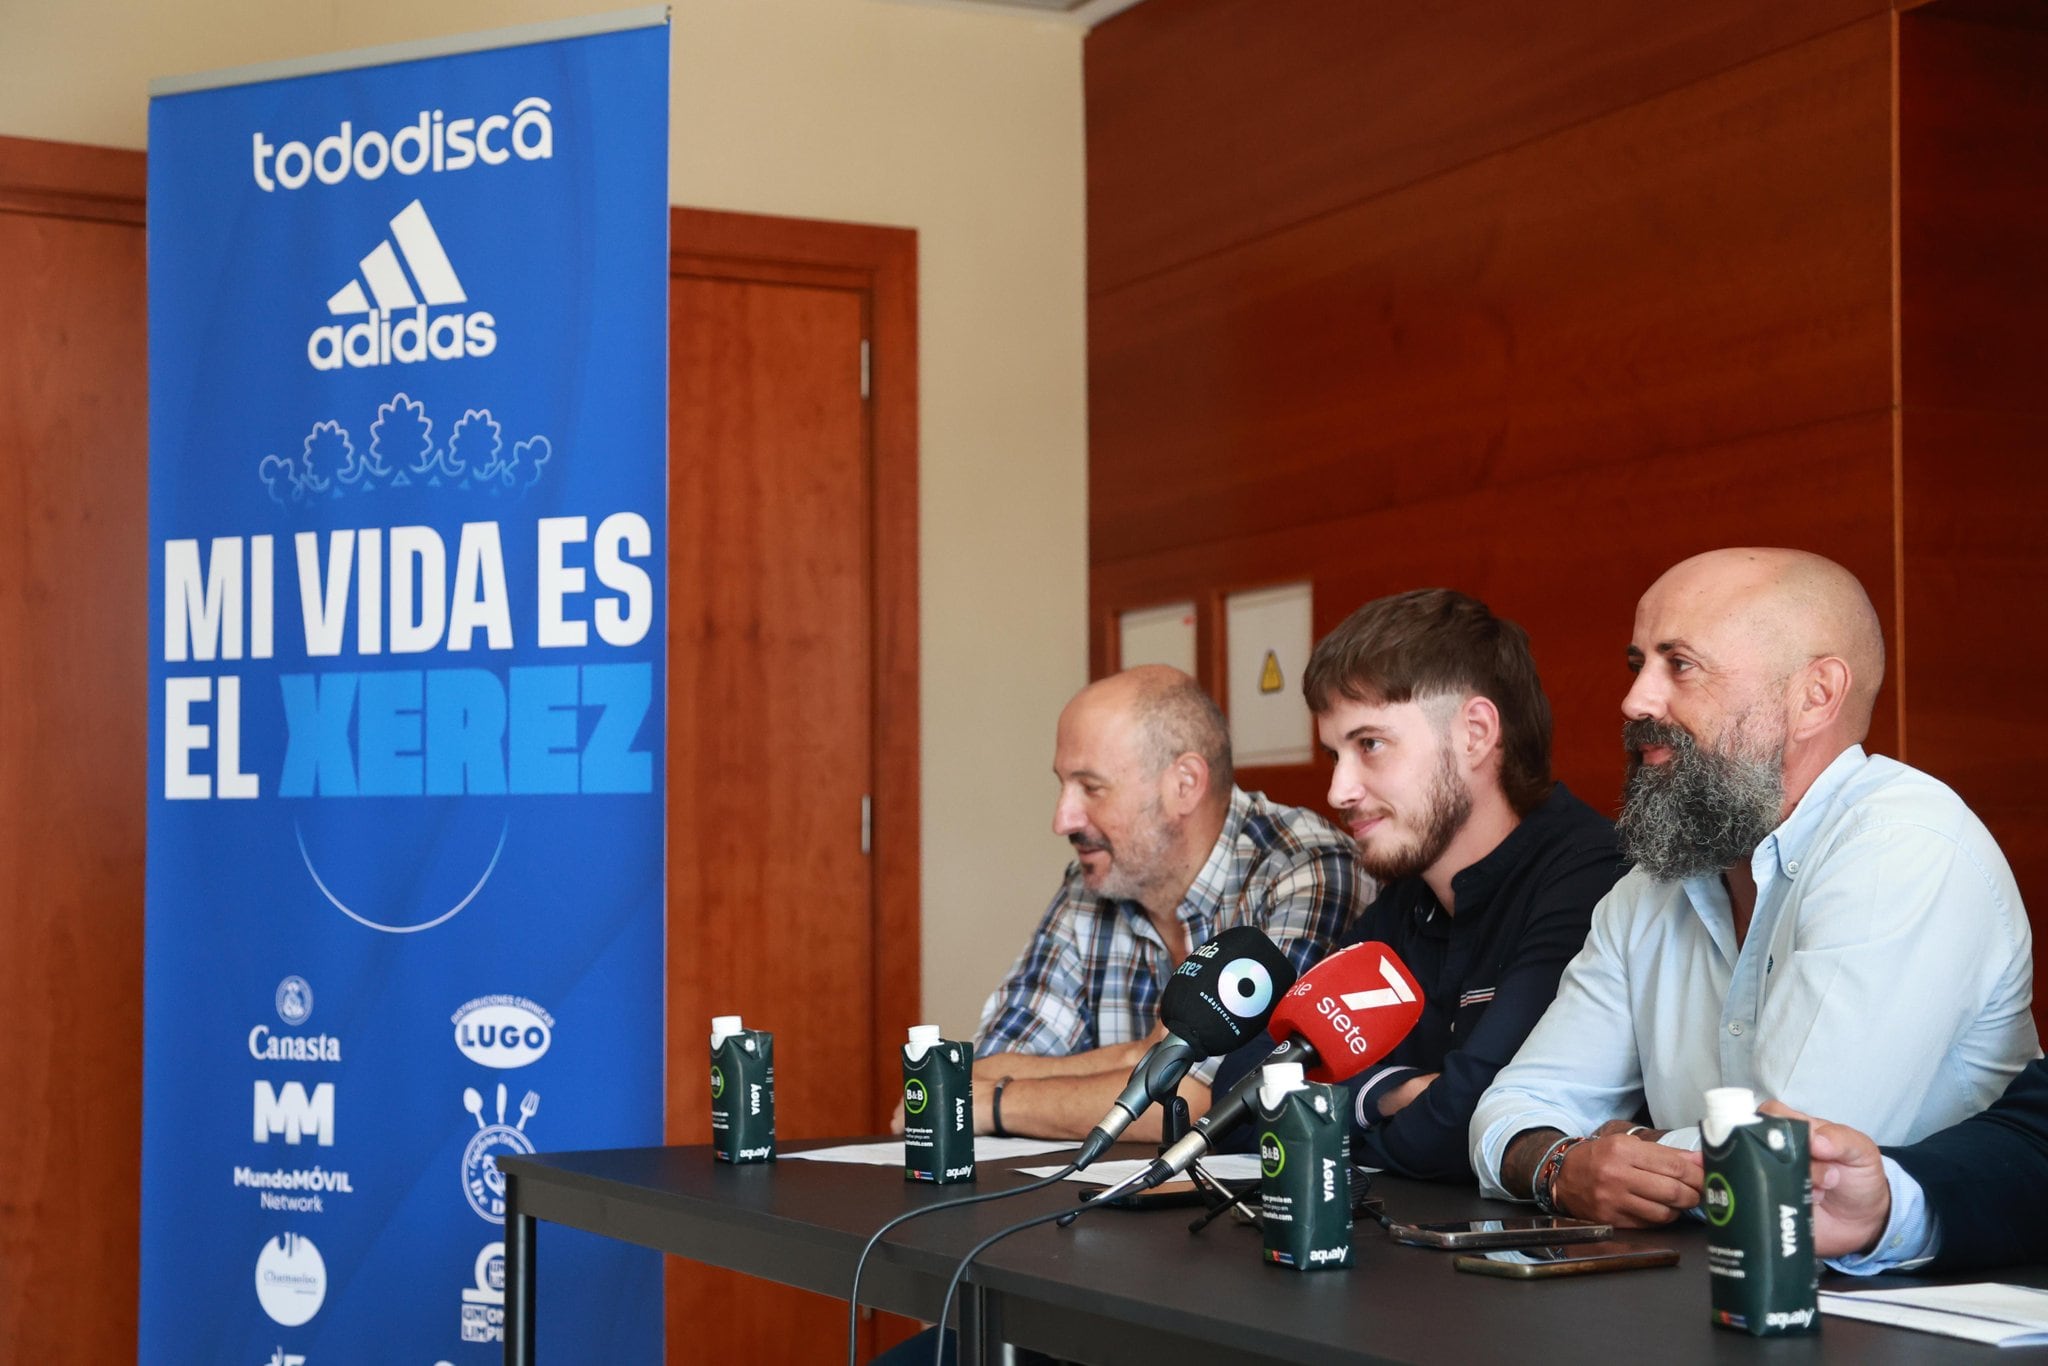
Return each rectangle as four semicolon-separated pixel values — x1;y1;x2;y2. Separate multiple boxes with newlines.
1266;940;1424;1084
1158;926;1298;1055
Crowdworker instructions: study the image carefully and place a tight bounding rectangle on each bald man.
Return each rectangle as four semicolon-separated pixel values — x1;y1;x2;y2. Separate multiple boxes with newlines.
969;666;1373;1140
1471;549;2037;1225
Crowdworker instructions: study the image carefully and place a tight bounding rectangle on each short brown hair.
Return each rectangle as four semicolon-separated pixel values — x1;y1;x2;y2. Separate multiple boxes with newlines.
1302;589;1553;813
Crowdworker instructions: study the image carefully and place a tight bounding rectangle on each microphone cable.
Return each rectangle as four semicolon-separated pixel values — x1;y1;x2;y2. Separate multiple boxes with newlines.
930;1199;1094;1366
846;1161;1079;1366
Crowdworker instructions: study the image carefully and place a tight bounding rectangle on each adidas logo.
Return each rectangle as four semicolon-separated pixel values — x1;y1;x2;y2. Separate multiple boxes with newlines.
306;199;496;371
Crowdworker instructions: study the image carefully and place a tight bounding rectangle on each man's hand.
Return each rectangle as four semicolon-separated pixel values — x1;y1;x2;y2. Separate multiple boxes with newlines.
1377;1072;1439;1118
1553;1132;1704;1226
1759;1100;1890;1258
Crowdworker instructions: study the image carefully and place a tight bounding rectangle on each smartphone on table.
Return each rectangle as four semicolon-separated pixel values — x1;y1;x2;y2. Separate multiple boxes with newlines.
1452;1241;1679;1279
1386;1216;1611;1250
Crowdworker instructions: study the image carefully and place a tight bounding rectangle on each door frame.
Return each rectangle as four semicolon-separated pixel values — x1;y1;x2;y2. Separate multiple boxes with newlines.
669;207;921;1123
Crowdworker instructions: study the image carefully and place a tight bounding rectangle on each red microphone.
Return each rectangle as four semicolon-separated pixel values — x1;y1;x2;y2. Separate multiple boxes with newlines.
1264;940;1424;1084
1117;942;1423;1194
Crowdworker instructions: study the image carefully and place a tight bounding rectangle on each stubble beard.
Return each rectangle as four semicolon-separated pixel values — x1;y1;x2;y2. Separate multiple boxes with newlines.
1083;796;1181;908
1356;743;1473;885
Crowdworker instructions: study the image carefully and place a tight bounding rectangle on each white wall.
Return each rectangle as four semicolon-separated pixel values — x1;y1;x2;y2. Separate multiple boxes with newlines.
0;0;1089;1037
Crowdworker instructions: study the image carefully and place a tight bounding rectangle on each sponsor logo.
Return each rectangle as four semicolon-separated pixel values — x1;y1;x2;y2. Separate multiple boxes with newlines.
263;1350;306;1366
252;98;554;192
276;976;313;1025
233;1164;354;1213
459;1240;506;1344
710;1066;725;1100
254;1232;327;1327
307;201;496;371
249;1026;342;1063
1779;1202;1800;1258
1703;1172;1735;1226
1321;1156;1338;1204
1307;1246;1348;1264
255;1081;335;1146
903;1078;928;1115
452;995;553;1069
1260;1132;1286;1179
461;1085;540;1223
1765;1308;1816;1330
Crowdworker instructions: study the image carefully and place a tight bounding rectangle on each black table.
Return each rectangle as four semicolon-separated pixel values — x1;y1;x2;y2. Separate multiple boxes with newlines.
497;1141;2048;1365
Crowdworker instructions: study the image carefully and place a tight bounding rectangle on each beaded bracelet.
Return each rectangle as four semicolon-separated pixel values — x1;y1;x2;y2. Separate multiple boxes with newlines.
1532;1135;1587;1214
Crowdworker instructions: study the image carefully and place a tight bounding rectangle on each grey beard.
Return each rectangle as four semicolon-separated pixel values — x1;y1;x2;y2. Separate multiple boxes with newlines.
1617;719;1783;881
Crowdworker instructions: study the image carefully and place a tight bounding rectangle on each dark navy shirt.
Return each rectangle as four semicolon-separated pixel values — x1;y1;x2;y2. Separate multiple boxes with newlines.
1211;783;1624;1181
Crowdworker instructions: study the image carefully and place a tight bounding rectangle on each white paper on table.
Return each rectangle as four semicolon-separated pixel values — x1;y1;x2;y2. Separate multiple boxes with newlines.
783;1137;1075;1166
1018;1153;1266;1185
1820;1283;2048;1347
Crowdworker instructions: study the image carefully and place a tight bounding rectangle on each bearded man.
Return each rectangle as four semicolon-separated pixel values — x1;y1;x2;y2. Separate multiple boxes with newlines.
967;665;1373;1140
1471;548;2038;1226
1204;589;1624;1179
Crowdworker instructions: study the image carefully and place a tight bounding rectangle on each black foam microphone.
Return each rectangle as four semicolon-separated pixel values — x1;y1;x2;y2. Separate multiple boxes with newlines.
1073;926;1296;1169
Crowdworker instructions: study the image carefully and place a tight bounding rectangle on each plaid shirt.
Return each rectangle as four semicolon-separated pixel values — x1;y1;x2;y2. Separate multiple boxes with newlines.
975;787;1373;1085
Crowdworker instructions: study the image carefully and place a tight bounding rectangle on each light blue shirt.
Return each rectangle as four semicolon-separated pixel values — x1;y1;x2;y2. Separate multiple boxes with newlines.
1472;746;2037;1199
1829;1157;1939;1275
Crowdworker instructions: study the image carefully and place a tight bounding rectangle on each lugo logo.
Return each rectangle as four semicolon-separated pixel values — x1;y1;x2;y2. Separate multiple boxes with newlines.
307;200;495;371
453;995;553;1069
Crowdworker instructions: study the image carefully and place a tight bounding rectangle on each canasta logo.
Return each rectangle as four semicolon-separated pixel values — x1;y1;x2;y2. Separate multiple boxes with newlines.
254;1232;327;1327
453;995;553;1069
276;975;313;1025
252;98;554;192
308;200;496;371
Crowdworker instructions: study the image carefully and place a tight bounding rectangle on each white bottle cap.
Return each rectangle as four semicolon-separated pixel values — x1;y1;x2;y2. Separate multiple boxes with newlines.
906;1024;941;1061
1702;1086;1760;1146
1259;1061;1307;1110
711;1015;743;1047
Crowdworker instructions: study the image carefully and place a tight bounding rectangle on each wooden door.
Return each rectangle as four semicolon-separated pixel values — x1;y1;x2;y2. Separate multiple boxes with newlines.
0;136;149;1366
664;212;921;1363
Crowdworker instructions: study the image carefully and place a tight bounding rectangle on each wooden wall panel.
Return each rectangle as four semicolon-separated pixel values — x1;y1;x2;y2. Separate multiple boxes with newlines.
1901;408;2048;902
1094;412;1899;820
1085;0;1884;294
1899;9;2048;1028
1089;16;1894;564
1899;10;2048;416
0;136;148;1365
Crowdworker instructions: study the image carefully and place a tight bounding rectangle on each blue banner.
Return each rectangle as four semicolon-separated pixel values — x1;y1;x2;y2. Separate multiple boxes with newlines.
143;18;667;1364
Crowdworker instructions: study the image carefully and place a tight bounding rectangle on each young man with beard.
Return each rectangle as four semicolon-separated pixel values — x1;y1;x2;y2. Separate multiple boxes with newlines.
1206;590;1625;1179
1471;548;2038;1226
966;665;1372;1140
